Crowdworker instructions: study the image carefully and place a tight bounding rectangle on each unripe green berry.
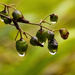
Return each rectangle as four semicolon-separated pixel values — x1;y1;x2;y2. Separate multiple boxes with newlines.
0;11;11;24
16;39;28;53
0;11;8;20
12;10;22;20
36;29;46;43
50;13;58;22
3;17;12;24
59;28;69;39
46;30;54;40
30;37;38;46
48;39;58;51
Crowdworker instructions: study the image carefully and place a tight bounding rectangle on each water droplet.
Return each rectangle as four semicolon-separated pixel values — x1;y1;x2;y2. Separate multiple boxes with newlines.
41;42;45;45
49;49;57;55
0;19;4;22
51;21;56;24
18;52;25;57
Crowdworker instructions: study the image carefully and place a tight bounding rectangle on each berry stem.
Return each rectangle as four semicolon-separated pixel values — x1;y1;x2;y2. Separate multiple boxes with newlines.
7;7;9;16
0;3;7;6
0;3;16;10
8;5;16;10
21;29;33;38
38;19;42;25
42;21;51;25
53;29;60;32
15;31;20;40
43;14;50;20
20;31;22;39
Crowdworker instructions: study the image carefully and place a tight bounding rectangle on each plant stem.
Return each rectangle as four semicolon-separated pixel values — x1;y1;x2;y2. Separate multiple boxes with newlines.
0;13;52;31
43;21;51;25
53;29;59;32
0;3;16;10
7;7;9;16
15;31;19;40
20;31;22;39
43;14;50;20
0;10;53;38
21;29;32;37
0;3;6;6
0;14;12;20
28;22;52;31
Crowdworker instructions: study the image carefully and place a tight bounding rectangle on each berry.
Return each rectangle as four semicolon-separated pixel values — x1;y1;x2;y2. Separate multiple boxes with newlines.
50;13;58;22
30;37;44;47
16;39;28;53
0;10;11;24
48;39;58;51
46;30;54;40
0;12;2;17
12;10;22;20
0;10;8;20
30;37;38;46
3;17;12;24
59;28;69;39
36;29;46;43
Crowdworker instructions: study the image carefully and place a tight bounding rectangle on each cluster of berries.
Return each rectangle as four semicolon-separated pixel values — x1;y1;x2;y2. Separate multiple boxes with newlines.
0;3;69;57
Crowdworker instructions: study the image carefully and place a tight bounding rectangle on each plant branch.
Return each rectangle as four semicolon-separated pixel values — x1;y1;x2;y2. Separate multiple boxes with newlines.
0;12;52;31
28;22;52;31
0;11;54;39
0;14;12;20
0;3;16;10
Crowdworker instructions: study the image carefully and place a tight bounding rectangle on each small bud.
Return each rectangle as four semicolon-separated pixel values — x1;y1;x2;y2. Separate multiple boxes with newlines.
50;13;58;23
59;28;69;39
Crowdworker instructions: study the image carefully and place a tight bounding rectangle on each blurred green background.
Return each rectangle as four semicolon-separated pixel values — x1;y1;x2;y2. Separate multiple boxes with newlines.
0;0;75;75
